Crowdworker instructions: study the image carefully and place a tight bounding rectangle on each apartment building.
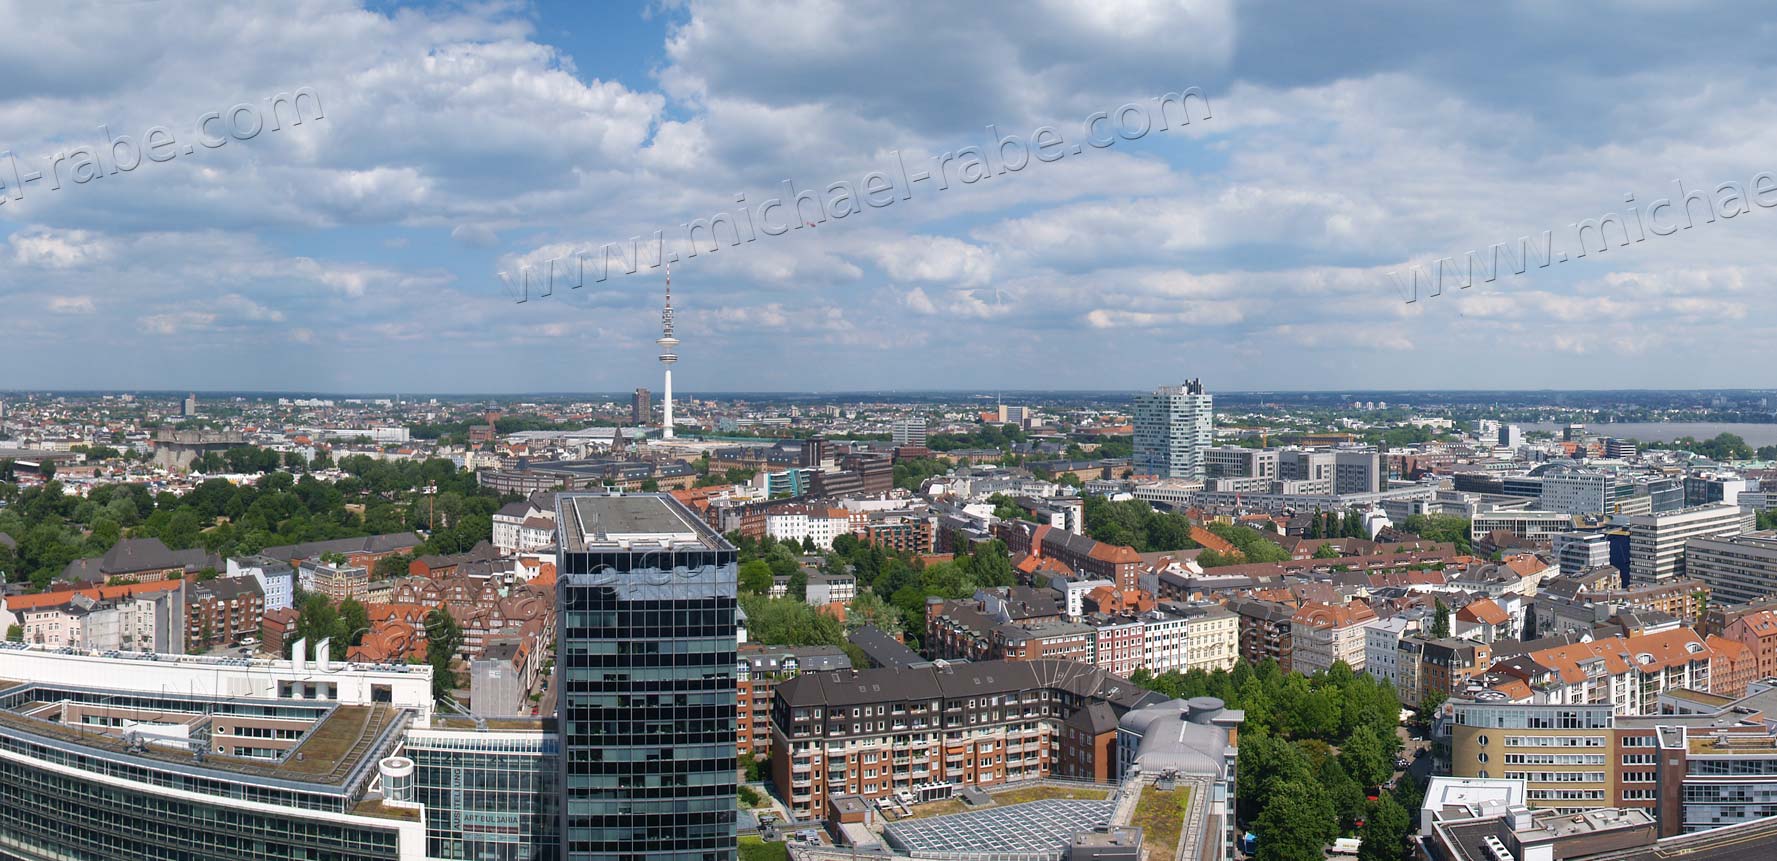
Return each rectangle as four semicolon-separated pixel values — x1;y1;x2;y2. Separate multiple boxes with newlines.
737;644;851;759
1399;637;1493;706
997;520;1144;592
769;660;1161;819
492;492;558;555
1365;614;1422;691
186;576;265;648
1230;598;1296;671
1290;601;1380;675
299;559;370;603
1726;610;1777;679
1481;629;1714;716
2;579;186;653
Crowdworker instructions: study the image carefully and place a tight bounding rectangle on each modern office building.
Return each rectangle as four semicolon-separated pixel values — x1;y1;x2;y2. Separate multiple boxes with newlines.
1333;449;1383;494
1685;474;1749;508
555;492;739;861
1553;532;1613;576
1202;445;1278;480
0;644;433;860
1624;504;1755;583
1133;380;1212;480
407;719;561;860
1686;530;1777;606
1540;469;1613;514
633;388;652;426
891;418;928;447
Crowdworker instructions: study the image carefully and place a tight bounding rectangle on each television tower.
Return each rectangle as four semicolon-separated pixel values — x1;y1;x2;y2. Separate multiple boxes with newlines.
657;262;679;439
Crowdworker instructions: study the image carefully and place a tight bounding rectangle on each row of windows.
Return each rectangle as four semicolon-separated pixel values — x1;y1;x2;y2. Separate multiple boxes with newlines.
1504;771;1605;783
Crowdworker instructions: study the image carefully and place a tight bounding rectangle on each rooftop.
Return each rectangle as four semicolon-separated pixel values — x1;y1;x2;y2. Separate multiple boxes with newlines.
556;492;729;552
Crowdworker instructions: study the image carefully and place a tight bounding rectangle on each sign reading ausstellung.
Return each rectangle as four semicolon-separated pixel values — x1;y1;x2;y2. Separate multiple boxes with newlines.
0;87;324;206
499;87;1214;303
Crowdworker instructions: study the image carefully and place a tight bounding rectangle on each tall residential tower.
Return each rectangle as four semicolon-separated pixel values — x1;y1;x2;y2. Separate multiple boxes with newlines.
1133;379;1213;480
555;492;738;861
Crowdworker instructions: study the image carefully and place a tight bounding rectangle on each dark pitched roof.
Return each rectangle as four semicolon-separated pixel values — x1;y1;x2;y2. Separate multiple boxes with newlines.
774;659;1161;710
260;532;422;562
848;624;927;669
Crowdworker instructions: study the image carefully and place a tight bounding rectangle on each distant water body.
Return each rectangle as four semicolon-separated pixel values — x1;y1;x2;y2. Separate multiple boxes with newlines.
1524;422;1777;447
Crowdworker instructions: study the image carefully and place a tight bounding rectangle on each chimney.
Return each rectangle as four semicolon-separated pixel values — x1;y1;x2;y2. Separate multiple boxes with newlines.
291;638;307;672
316;637;332;672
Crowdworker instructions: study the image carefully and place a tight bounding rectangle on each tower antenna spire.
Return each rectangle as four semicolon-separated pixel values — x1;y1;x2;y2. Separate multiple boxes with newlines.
657;261;679;439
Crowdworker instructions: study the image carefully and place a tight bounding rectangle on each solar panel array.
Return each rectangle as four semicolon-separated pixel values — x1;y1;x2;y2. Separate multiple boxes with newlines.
884;799;1116;858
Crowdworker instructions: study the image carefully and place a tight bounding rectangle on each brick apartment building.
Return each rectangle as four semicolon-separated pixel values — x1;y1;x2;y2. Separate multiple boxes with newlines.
186;576;265;649
995;521;1143;592
769;660;1161;820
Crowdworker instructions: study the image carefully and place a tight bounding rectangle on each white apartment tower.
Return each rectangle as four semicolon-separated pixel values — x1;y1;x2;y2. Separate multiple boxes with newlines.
1134;380;1213;480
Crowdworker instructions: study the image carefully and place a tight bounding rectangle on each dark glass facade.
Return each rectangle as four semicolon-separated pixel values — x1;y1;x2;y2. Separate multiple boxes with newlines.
557;501;738;861
409;729;560;860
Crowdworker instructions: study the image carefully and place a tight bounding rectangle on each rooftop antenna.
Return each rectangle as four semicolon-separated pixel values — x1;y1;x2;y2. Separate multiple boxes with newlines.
657;261;679;439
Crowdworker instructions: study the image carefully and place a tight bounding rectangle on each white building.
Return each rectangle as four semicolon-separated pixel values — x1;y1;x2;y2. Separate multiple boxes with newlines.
493;493;558;555
227;554;295;613
1552;532;1612;576
1365;615;1422;690
1133;380;1213;480
0;640;436;725
1624;503;1755;582
890;418;928;447
1539;470;1611;514
764;505;851;550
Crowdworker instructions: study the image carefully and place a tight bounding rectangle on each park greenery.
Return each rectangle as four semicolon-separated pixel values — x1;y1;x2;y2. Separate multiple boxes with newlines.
1129;660;1417;861
1082;496;1200;552
728;531;1017;651
1397;514;1472;554
0;454;508;592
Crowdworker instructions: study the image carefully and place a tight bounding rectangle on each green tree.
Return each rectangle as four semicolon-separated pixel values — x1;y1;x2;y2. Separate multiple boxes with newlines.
965;539;1016;588
1254;779;1337;861
1430;600;1451;639
425;608;463;702
1358;795;1412;861
1340;724;1393;789
739;559;774;595
1313;542;1342;559
5;624;21;642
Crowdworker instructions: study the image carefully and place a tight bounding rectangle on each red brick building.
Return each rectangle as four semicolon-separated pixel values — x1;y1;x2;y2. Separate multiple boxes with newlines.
186;577;266;649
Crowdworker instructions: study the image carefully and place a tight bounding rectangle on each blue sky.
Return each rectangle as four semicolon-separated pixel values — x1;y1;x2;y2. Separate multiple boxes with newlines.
1;1;1774;394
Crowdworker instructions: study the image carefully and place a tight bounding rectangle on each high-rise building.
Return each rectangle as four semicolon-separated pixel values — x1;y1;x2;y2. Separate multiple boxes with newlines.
1133;379;1212;480
555;493;737;861
182;392;199;417
1623;503;1755;583
1498;424;1524;449
632;388;652;426
890;418;927;447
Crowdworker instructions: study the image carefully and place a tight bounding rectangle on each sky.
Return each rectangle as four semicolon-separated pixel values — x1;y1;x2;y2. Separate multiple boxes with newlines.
1;0;1775;394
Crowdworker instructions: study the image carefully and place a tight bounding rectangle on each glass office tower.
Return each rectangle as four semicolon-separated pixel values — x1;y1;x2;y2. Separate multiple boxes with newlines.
555;493;738;861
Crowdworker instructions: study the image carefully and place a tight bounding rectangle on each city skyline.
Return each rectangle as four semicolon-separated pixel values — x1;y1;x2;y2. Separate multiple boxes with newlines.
3;2;1775;392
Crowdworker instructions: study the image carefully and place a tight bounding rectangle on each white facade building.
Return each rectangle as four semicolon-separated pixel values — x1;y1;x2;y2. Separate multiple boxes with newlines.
1133;380;1213;480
